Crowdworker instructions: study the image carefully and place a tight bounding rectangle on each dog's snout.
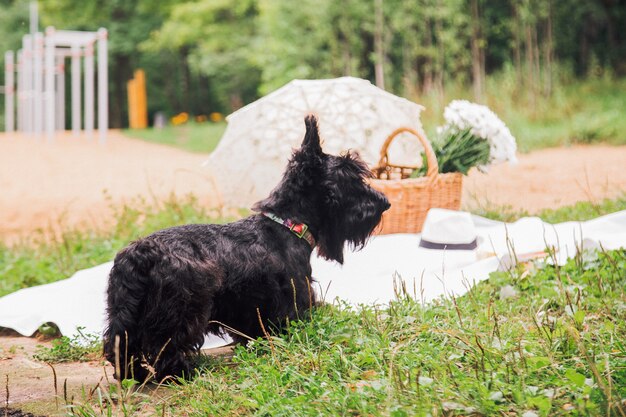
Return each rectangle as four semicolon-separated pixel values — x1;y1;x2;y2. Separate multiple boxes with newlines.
382;196;391;211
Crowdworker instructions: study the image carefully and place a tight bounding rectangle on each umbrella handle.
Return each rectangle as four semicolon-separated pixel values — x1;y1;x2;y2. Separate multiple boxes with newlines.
375;127;439;182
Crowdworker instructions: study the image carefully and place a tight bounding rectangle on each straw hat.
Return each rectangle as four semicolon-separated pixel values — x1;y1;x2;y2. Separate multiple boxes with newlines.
419;208;478;250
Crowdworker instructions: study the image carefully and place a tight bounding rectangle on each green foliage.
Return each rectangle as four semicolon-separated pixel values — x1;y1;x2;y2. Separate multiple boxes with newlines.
0;195;233;297
412;128;491;177
2;0;625;128
123;121;226;153
145;0;262;111
33;327;102;363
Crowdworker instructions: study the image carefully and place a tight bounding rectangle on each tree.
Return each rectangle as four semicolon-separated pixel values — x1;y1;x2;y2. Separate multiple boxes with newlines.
40;0;177;127
146;0;261;111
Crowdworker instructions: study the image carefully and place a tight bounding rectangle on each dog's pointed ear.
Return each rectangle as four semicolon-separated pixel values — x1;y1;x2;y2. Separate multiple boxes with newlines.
300;115;323;155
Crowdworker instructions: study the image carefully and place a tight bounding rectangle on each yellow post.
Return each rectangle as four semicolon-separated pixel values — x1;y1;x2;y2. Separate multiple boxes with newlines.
127;69;148;129
134;69;148;129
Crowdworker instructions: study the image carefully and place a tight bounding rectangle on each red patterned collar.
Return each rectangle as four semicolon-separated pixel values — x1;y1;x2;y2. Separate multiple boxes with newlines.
262;212;316;249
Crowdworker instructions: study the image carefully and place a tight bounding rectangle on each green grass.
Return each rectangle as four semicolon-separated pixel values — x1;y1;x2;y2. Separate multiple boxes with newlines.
471;194;626;223
69;249;626;416
1;195;624;415
33;326;102;363
0;195;232;298
123;121;226;153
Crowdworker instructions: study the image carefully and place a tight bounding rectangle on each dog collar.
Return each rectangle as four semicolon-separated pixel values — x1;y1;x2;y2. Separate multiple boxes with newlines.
262;212;316;249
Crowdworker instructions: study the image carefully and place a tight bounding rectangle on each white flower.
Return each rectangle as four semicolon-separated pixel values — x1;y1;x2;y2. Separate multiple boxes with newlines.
440;100;518;166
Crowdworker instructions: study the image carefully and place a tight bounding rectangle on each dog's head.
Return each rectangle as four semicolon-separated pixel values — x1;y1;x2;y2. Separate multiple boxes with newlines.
254;115;390;264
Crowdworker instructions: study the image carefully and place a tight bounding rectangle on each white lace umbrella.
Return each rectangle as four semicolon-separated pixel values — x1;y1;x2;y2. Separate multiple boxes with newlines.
205;77;426;208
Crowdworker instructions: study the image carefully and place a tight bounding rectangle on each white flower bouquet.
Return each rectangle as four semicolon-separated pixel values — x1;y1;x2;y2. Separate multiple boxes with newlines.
415;100;518;176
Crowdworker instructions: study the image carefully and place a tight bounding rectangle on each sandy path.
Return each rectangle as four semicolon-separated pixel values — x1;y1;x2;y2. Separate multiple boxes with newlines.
462;144;626;212
1;132;625;245
1;131;221;245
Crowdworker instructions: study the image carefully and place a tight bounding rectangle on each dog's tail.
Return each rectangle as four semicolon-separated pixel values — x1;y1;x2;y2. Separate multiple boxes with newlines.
103;239;158;382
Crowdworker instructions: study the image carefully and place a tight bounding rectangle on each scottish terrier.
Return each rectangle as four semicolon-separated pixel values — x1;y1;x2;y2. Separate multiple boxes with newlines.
103;115;390;382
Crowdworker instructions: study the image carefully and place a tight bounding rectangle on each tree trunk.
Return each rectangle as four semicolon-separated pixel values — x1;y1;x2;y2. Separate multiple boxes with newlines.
374;0;385;89
470;0;483;101
180;48;192;114
533;23;541;95
543;0;553;96
525;21;535;104
162;52;180;112
512;2;522;88
600;0;618;72
422;13;433;94
434;0;445;97
343;37;352;76
579;15;590;75
111;54;131;128
402;34;416;97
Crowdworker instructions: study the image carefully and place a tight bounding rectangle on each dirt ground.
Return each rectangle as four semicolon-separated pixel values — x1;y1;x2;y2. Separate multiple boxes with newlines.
1;131;626;414
1;131;625;246
0;330;234;416
0;331;112;416
0;131;221;245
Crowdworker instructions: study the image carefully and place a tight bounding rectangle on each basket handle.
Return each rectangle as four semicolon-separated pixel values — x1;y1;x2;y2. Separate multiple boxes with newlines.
376;127;439;183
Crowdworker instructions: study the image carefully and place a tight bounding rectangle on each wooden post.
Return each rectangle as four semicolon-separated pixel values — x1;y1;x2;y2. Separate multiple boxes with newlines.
127;69;147;129
134;69;147;129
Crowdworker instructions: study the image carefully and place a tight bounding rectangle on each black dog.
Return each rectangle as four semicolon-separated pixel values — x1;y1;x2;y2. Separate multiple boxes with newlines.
103;115;390;382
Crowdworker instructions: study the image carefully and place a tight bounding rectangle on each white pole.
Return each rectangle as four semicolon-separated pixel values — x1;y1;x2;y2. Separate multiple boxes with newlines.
84;42;94;138
44;27;55;141
97;28;108;143
22;35;32;134
71;43;81;136
29;1;38;35
16;49;23;132
33;32;43;137
4;51;15;133
56;56;65;130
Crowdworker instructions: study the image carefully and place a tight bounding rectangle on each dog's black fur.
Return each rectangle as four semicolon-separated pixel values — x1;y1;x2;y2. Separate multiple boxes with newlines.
103;115;390;382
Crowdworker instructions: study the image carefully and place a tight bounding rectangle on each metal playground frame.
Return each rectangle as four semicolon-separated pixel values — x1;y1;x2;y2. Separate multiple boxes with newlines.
4;23;108;142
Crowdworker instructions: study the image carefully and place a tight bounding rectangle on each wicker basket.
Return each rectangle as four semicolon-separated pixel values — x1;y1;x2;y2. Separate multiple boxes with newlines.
370;127;463;234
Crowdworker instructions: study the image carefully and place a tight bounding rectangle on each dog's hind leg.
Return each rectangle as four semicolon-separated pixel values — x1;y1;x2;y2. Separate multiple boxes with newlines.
103;241;158;382
138;257;221;381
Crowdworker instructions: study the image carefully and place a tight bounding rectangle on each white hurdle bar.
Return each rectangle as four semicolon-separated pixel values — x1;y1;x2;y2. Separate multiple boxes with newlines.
4;27;108;141
97;28;108;143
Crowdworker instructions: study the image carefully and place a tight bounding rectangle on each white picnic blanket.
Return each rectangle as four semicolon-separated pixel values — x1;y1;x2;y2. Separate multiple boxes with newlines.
1;210;625;349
